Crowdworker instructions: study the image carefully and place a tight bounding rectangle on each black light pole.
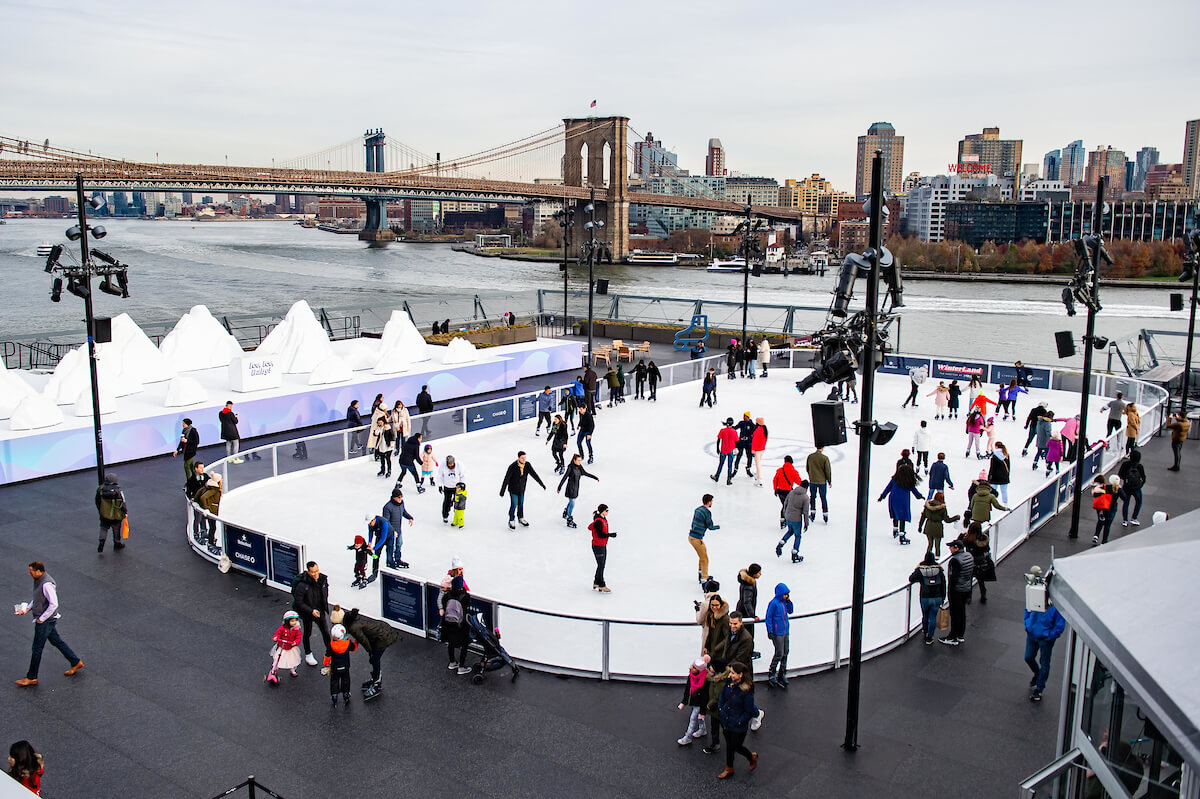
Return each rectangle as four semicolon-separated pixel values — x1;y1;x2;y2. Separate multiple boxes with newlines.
741;197;753;345
1067;177;1107;539
74;174;106;487
843;151;885;751
1178;234;1199;416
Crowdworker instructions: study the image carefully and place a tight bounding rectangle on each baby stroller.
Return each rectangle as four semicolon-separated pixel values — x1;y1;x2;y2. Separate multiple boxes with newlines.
466;611;519;684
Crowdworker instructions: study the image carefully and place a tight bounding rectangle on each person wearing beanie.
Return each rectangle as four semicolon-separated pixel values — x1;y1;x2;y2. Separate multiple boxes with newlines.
588;504;616;592
172;417;200;478
324;622;358;705
95;472;129;554
347;534;369;589
733;413;756;478
909;552;946;644
712;419;739;485
331;605;401;699
677;654;712;746
440;576;472;675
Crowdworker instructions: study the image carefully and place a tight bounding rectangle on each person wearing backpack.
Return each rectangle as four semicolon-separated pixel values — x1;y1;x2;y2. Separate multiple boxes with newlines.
440;576;472;675
94;473;128;553
1118;450;1146;527
1090;475;1117;546
908;552;946;645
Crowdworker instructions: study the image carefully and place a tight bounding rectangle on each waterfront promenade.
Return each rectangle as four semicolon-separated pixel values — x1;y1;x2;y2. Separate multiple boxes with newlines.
1;355;1194;796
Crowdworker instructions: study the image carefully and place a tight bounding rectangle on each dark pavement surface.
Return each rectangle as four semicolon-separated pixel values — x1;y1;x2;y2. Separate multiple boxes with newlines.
2;377;1194;797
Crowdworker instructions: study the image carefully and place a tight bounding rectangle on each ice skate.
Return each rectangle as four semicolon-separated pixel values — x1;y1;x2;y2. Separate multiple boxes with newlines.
566;516;577;528
775;541;784;558
791;551;804;564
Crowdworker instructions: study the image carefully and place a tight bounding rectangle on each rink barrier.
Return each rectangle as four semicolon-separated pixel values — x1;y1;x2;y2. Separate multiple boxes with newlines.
187;351;1167;682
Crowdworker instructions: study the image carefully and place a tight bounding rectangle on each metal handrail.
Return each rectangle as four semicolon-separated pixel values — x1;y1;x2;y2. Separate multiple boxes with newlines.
188;347;1169;682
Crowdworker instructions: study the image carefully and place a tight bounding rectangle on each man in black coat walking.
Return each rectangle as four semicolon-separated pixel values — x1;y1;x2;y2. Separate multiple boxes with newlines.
172;418;200;478
500;451;546;530
292;561;332;666
415;385;434;437
346;401;365;454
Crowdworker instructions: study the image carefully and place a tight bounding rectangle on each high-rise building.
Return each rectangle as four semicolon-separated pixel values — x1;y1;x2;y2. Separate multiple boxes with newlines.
1134;147;1160;192
632;132;679;179
1125;160;1136;193
726;176;779;207
956;127;1023;179
1085;146;1126;198
903;174;1015;242
43;196;70;214
1145;164;1187;201
779;174;833;214
705;138;726;177
181;192;193;204
1184;119;1200;199
856;122;904;198
1060;140;1085;186
1043;149;1061;182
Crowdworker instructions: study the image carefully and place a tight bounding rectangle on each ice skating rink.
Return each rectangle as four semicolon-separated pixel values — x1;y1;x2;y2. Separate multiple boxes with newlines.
221;368;1109;677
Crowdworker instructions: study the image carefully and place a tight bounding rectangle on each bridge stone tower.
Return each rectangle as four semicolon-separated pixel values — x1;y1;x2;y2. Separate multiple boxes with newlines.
562;117;629;260
359;128;395;244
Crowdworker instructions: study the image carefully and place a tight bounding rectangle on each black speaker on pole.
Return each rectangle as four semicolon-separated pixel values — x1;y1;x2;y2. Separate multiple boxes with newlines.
1054;331;1076;359
811;400;847;447
751;264;762;277
93;316;113;344
1170;293;1184;312
596;278;609;295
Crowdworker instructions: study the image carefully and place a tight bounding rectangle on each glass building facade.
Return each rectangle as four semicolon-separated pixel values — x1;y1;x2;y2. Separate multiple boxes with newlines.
943;201;1048;247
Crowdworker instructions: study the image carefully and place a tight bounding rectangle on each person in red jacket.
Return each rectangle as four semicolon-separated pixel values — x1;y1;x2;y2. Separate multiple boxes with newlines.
266;610;303;683
750;417;769;486
772;455;801;528
711;418;739;485
588;504;617;592
970;391;998;416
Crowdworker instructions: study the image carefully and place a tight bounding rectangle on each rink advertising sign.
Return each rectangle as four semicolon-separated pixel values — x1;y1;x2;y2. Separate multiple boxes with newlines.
223;525;267;577
466;399;513;432
990;364;1051;389
1058;473;1073;508
1029;481;1058;531
381;573;424;631
268;539;301;588
930;359;988;381
518;394;538;421
877;355;930;376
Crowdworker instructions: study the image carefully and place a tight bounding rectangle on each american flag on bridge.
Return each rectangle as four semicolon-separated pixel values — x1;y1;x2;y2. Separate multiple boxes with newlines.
589;100;597;108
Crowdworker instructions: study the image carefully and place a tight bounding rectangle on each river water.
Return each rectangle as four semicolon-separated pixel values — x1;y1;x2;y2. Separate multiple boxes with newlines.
1;219;1190;367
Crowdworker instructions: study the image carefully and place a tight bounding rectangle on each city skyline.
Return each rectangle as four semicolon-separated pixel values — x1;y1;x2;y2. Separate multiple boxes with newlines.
1;0;1197;192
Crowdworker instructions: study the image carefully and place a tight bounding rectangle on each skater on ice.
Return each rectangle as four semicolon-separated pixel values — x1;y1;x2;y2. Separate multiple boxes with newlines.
499;451;546;529
878;461;923;545
588;504;616;592
557;454;599;529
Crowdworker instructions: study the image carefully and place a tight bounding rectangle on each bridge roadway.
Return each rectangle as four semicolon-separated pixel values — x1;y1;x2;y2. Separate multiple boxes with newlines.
0;158;809;221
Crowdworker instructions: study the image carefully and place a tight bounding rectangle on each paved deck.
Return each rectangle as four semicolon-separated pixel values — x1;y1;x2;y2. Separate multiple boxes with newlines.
2;364;1194;797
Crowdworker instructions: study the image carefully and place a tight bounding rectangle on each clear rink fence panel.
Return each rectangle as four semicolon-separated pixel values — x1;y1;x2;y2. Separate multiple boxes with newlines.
188;348;1168;683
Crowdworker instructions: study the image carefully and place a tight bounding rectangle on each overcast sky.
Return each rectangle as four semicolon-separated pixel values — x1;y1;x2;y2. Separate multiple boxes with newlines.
3;0;1197;192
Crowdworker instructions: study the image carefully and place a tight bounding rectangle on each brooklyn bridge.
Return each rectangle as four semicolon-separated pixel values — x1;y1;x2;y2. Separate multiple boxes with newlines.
0;116;810;258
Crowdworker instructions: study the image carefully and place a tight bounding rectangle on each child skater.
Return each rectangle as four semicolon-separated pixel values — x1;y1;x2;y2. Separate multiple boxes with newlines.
451;482;468;528
965;409;986;459
927;381;949;419
984;416;998;456
547;414;568;474
420;444;439;490
348;534;369;589
326;623;358;705
1045;433;1065;476
266;610;303;684
677;655;711;746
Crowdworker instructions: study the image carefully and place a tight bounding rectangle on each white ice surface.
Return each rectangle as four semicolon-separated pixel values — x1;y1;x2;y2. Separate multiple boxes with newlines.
220;369;1111;678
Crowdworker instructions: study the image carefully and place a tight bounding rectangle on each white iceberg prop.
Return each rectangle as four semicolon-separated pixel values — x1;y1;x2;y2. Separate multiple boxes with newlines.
441;336;479;365
10;394;65;430
373;310;431;374
108;313;174;384
73;385;117;416
345;342;379;371
163;376;208;407
255;300;333;374
43;345;141;405
308;356;353;385
0;363;37;419
159;305;244;372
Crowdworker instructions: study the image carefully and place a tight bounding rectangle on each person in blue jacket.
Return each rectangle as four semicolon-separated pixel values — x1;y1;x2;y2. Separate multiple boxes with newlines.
362;514;390;582
1024;602;1066;702
928;453;955;493
716;661;759;780
764;583;792;690
534;386;555;436
878;462;924;545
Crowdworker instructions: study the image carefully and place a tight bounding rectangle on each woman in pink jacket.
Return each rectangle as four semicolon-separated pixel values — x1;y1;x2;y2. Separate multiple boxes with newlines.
1055;415;1080;461
964;409;986;459
751;418;769;486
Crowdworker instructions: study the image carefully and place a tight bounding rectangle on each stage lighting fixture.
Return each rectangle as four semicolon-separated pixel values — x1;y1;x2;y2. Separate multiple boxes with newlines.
98;274;122;296
869;421;897;446
42;244;63;273
91;249;118;265
66;276;89;299
49;278;63;302
90;225;107;239
65;225;82;241
1061;287;1076;317
88;194;105;210
1092;336;1109;350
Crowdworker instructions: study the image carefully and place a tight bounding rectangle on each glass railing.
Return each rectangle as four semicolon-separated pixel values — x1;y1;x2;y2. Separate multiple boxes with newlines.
189;348;1167;682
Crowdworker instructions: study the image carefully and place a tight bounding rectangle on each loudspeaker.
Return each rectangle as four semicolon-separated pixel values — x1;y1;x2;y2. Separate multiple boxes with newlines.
1170;293;1184;312
1054;331;1075;359
811;401;847;447
596;278;609;295
92;316;112;344
751;264;762;277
